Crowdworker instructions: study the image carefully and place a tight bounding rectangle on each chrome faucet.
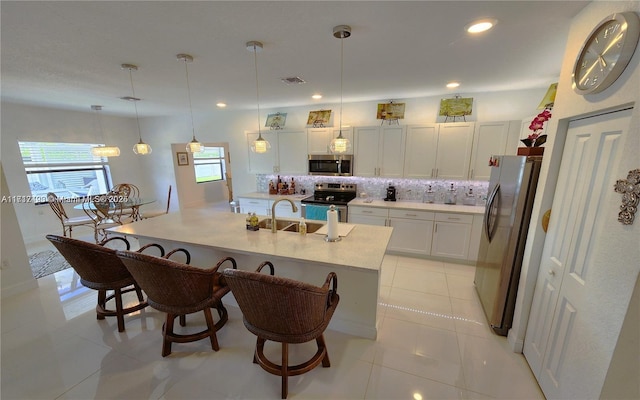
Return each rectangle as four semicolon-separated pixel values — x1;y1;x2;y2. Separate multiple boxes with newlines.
271;198;298;233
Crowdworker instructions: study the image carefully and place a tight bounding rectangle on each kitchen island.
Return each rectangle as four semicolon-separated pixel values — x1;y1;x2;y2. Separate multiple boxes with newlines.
109;207;393;339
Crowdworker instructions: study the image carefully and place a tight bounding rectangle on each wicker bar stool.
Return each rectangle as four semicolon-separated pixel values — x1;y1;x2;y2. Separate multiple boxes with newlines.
223;262;339;399
116;250;236;357
45;235;161;332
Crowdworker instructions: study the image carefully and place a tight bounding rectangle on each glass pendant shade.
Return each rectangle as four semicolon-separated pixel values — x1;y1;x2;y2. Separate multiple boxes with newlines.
133;140;152;155
251;133;271;154
186;138;203;153
330;131;351;153
91;146;121;157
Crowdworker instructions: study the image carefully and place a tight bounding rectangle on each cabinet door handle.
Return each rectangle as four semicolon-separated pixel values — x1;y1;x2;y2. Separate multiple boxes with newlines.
447;217;460;221
362;210;373;214
470;169;474;179
435;168;439;177
405;213;417;217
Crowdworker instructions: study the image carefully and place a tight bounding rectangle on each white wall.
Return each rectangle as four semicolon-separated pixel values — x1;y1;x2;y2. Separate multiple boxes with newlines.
1;86;548;293
1;163;38;297
508;2;640;398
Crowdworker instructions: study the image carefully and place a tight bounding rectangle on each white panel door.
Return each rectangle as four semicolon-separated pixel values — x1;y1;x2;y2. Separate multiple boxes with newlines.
524;109;631;399
403;125;438;179
435;122;474;180
379;125;406;178
469;121;510;180
354;126;381;177
247;132;278;174
277;131;307;174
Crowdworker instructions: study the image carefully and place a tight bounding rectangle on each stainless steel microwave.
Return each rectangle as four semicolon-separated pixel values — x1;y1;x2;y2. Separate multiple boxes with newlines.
308;154;353;176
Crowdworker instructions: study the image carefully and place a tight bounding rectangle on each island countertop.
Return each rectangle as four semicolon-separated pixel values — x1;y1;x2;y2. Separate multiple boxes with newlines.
108;207;392;272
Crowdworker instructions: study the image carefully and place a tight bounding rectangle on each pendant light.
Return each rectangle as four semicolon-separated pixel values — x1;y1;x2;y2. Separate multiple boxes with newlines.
121;64;152;155
247;41;271;154
177;54;203;153
90;105;121;157
330;25;352;154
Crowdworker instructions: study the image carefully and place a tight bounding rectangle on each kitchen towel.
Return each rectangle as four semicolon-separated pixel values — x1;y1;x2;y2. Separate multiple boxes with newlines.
305;205;330;221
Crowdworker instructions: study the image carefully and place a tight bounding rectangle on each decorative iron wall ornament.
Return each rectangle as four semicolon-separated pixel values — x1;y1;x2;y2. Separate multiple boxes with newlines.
613;168;640;225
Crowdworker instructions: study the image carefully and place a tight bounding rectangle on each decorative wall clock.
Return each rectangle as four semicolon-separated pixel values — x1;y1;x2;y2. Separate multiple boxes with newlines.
572;12;640;95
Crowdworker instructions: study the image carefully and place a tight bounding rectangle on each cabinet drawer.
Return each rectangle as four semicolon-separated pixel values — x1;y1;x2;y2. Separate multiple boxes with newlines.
349;206;388;218
389;209;434;221
435;212;473;224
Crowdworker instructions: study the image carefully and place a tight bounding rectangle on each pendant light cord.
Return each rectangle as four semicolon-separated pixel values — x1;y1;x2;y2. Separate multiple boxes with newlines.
184;59;196;140
253;44;263;138
128;68;143;142
339;34;344;136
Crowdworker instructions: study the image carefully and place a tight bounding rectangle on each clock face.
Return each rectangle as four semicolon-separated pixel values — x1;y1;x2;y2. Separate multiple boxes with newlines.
572;12;640;95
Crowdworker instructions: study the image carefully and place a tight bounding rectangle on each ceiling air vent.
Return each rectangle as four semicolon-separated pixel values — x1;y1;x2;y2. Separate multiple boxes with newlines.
281;76;306;85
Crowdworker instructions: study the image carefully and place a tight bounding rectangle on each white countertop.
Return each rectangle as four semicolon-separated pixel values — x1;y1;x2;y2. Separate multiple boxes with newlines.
108;208;392;272
348;198;485;214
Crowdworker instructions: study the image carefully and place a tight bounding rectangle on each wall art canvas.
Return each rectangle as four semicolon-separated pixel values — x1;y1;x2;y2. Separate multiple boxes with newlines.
439;97;473;117
265;113;287;129
307;110;332;127
377;102;405;120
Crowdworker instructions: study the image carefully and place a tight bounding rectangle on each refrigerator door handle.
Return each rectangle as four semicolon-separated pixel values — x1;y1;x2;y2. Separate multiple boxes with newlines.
484;183;501;242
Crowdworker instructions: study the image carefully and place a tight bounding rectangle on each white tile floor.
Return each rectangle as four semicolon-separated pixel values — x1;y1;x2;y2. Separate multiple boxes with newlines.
1;250;544;399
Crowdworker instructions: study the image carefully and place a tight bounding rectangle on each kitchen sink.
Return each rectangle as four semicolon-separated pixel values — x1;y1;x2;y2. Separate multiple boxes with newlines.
257;219;324;233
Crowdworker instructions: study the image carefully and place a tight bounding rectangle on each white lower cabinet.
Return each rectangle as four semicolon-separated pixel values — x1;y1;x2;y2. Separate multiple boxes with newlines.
350;205;478;261
238;198;270;216
238;197;301;218
349;206;387;226
387;209;434;256
431;213;473;260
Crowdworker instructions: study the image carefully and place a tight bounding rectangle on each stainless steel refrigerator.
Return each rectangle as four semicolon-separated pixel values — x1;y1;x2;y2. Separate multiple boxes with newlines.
474;155;542;336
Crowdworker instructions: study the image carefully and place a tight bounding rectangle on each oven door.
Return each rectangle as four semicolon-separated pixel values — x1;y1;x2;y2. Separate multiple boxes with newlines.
301;203;348;222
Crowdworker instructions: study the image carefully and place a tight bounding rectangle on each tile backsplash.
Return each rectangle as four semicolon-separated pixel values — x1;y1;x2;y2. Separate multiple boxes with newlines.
257;175;489;206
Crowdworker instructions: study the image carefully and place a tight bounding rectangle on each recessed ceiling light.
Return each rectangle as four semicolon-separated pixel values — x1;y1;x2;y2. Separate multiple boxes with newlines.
312;94;322;99
216;102;227;108
466;19;497;34
446;82;460;88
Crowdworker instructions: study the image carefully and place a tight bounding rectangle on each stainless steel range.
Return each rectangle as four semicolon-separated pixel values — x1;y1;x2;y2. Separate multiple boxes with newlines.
301;182;357;222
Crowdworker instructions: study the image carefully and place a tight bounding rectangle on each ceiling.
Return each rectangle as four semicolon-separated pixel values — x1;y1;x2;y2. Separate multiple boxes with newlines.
1;1;589;118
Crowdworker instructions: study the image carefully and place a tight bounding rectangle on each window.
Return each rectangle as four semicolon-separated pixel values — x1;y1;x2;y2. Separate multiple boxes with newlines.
18;141;113;204
193;146;226;183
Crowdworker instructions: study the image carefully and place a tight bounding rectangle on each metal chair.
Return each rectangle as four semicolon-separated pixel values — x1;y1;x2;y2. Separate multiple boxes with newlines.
82;194;133;243
45;234;161;332
116;249;237;357
223;262;339;399
47;192;94;238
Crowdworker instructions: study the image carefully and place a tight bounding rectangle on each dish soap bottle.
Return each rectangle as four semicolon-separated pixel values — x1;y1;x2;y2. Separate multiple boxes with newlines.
445;183;457;204
423;185;435;203
298;218;307;235
463;187;476;206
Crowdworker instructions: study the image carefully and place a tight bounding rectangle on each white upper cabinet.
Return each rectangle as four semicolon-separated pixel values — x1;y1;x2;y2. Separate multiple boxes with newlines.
404;124;439;179
247;130;307;174
354;126;406;177
307;127;354;155
403;122;474;180
435;122;474;180
469;121;517;180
